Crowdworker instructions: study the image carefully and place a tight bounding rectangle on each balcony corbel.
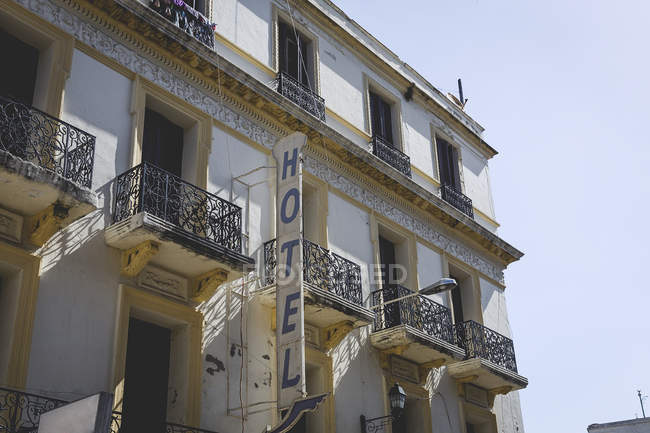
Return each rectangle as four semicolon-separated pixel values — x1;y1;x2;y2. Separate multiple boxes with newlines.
321;320;354;351
26;203;70;246
120;240;159;277
191;268;229;302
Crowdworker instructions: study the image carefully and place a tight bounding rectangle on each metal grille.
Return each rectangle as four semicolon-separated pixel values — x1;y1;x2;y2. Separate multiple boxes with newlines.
149;0;215;48
371;285;455;344
113;161;243;252
111;412;221;433
441;183;474;218
0;96;96;188
456;320;518;373
370;135;411;178
273;71;326;121
263;238;363;305
0;387;67;433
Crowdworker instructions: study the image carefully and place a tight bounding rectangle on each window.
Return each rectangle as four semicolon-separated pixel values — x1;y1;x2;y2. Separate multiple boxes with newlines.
142;108;184;177
184;0;205;14
0;29;39;105
279;20;313;88
447;262;480;324
436;136;461;190
369;91;394;145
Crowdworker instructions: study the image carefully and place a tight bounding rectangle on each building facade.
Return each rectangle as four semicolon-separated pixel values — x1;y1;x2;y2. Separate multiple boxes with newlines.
0;0;527;432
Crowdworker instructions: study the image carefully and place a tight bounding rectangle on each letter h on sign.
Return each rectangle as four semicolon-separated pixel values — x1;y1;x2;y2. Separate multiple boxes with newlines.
272;132;307;411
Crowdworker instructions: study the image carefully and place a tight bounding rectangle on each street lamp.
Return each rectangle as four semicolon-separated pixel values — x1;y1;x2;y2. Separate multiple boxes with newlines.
418;277;457;296
360;383;407;433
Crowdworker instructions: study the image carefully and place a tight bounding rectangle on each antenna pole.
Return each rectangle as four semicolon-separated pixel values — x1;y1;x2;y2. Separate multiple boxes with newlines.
457;78;464;105
639;390;647;418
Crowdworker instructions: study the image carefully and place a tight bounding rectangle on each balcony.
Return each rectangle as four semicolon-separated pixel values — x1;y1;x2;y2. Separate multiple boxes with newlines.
370;285;464;368
273;71;326;121
105;162;253;297
448;320;528;394
0;96;97;245
260;238;373;342
0;387;219;433
148;0;215;48
441;183;474;219
370;135;411;178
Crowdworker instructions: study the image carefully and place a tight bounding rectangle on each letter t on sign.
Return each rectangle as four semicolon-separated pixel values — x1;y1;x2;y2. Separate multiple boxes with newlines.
272;132;307;412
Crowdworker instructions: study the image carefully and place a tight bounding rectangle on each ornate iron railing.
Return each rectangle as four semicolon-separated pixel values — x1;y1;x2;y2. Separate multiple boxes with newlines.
0;387;67;433
371;285;455;344
113;161;243;252
110;411;221;433
456;320;518;373
370;135;411;178
149;0;215;48
273;72;326;121
0;96;96;188
441;183;474;218
264;238;363;305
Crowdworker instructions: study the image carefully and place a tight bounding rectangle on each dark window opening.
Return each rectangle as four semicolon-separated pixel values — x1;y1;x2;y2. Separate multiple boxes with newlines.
436;137;461;190
0;29;39;105
142;108;184;177
369;91;394;145
279;21;312;88
450;275;464;324
185;0;205;14
122;318;171;433
378;235;398;288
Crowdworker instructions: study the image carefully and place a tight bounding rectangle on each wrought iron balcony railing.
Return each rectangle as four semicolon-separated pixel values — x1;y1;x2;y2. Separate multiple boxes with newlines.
371;285;455;344
0;386;67;433
149;0;215;48
370;135;411;178
273;71;326;121
0;96;96;188
110;411;221;433
441;183;474;219
113;161;243;252
455;320;518;373
264;238;363;305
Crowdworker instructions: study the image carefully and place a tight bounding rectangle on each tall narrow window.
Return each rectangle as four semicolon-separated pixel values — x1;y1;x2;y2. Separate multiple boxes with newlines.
436;137;461;190
0;29;39;105
369;91;394;145
450;280;464;324
122;318;172;433
279;21;311;88
142;108;184;177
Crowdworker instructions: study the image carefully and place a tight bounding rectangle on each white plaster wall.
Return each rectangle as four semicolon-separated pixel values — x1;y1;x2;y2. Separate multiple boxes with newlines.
415;242;446;306
61;49;133;204
480;277;511;338
208;126;273;260
462;148;495;219
325;192;374;302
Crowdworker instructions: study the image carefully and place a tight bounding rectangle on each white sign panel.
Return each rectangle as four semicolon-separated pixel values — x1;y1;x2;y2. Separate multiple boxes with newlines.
273;132;307;410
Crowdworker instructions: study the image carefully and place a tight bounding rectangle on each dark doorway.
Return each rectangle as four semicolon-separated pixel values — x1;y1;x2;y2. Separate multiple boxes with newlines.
369;91;393;145
450;275;464;324
279;21;311;88
379;235;398;288
142;108;184;177
436;137;461;190
0;29;39;105
122;318;171;433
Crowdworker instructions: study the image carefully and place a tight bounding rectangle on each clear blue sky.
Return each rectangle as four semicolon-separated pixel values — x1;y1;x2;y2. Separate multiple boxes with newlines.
332;0;650;431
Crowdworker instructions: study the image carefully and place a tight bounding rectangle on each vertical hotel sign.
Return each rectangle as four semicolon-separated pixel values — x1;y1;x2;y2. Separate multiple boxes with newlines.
273;132;307;410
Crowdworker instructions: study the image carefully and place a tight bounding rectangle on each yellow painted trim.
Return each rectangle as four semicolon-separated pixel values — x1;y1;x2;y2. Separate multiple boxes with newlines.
0;0;74;116
411;165;441;188
324;108;371;141
303;173;329;248
213;31;275;78
0;243;40;388
473;207;500;228
305;347;335;433
112;286;203;425
130;76;212;188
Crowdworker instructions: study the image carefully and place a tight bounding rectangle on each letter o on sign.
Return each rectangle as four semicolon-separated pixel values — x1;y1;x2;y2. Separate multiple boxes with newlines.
280;188;300;224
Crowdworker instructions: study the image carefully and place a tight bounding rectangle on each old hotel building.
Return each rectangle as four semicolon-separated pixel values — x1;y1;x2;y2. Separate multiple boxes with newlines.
0;0;528;432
